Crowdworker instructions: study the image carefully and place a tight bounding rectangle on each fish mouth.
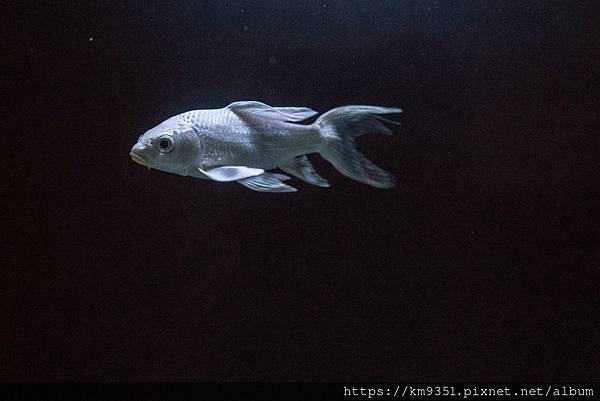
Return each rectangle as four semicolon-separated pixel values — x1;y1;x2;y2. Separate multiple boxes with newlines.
130;151;147;165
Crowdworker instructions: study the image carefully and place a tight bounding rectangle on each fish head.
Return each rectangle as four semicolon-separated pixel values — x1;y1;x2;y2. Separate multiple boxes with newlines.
130;116;199;176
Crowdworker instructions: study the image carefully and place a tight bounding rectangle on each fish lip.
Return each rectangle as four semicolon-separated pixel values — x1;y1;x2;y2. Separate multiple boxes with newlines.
130;151;147;165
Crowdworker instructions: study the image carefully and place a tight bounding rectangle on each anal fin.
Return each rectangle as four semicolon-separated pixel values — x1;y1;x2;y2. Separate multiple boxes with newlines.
279;155;330;187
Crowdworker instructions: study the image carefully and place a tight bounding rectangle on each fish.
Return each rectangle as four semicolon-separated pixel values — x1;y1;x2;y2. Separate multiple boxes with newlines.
130;101;401;192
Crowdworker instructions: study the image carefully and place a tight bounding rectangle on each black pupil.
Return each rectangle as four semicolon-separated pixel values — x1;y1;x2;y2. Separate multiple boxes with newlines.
159;138;170;149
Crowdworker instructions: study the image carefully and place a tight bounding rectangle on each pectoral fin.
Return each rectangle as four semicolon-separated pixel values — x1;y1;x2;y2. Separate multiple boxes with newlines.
227;101;318;123
279;156;330;187
237;173;297;192
199;166;264;182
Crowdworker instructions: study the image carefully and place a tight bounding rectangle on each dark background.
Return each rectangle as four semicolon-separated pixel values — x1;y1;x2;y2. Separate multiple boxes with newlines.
4;1;599;381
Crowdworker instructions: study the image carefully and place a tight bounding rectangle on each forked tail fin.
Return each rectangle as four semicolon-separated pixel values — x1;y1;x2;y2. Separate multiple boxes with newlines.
314;106;401;188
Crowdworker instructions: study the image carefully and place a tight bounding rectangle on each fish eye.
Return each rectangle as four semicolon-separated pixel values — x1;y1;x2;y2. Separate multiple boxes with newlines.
157;135;174;153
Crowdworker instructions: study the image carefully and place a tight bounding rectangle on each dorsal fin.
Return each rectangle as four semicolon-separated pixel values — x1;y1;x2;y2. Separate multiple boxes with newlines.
226;101;318;123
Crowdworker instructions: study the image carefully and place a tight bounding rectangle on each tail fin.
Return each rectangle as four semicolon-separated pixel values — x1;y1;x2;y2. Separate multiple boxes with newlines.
314;106;401;189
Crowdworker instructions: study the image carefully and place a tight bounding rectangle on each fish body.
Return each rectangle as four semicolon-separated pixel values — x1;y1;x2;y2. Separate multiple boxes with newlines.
130;101;401;192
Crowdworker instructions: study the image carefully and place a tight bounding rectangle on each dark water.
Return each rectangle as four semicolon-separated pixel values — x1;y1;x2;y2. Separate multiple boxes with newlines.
6;1;599;381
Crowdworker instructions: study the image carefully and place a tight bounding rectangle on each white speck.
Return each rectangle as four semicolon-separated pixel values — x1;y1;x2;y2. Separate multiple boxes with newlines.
240;8;244;13
89;37;94;42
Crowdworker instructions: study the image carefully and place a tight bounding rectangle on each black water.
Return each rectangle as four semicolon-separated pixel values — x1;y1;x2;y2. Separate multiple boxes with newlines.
6;1;599;381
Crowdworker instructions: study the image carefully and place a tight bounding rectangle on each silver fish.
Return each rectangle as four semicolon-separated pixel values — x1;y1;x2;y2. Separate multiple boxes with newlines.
130;101;401;192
